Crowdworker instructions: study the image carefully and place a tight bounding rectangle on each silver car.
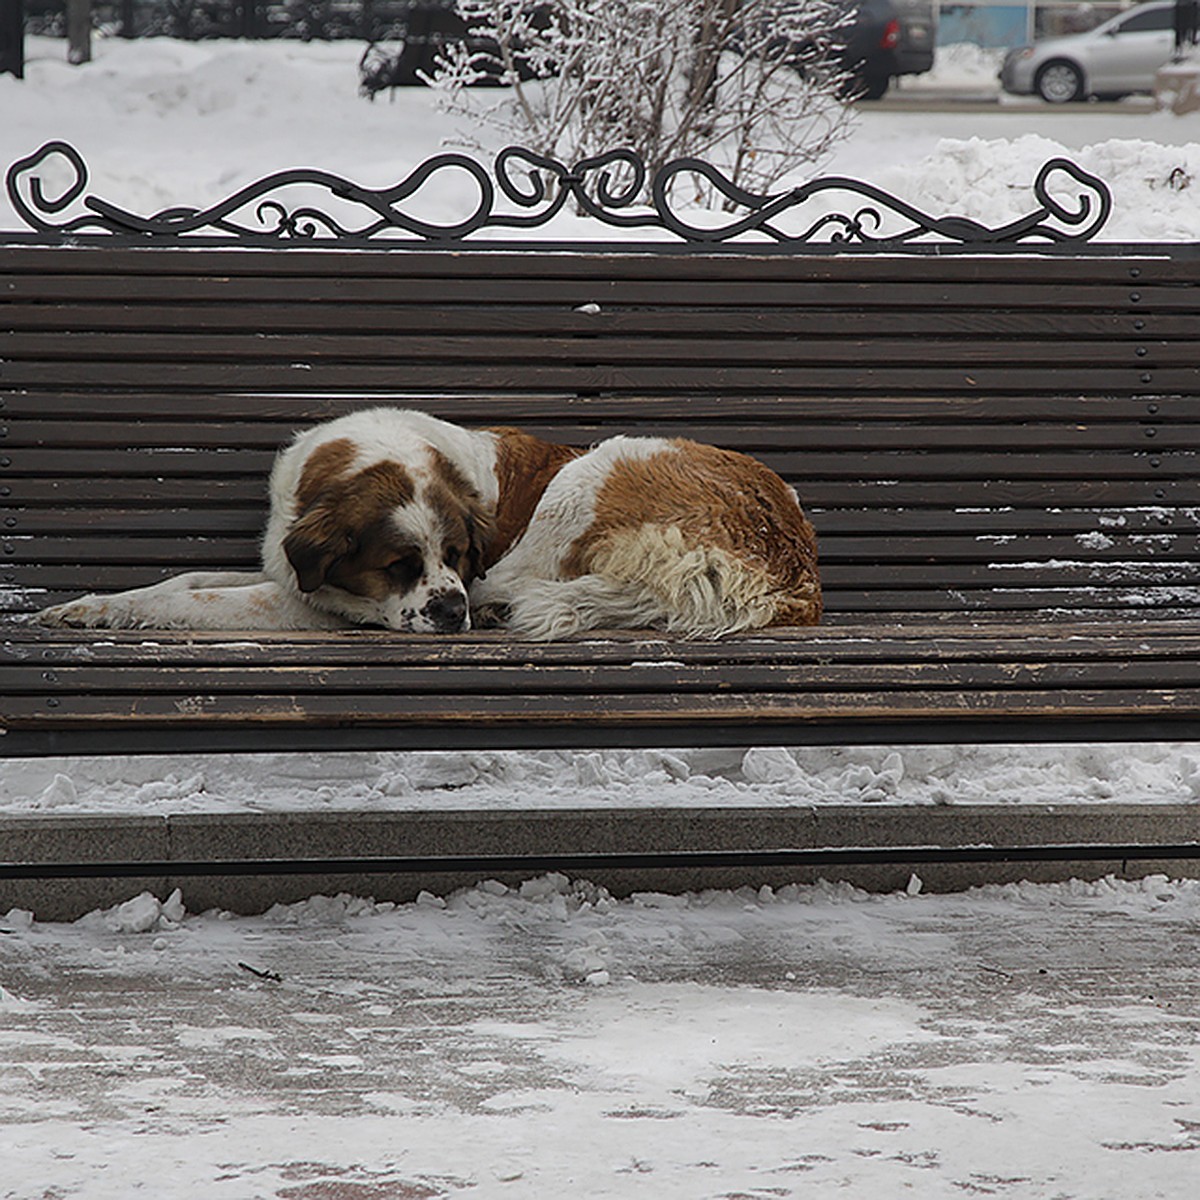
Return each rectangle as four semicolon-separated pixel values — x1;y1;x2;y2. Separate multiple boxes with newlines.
1000;1;1176;103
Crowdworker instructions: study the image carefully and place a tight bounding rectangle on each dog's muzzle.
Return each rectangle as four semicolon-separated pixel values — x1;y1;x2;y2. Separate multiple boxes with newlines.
422;589;469;634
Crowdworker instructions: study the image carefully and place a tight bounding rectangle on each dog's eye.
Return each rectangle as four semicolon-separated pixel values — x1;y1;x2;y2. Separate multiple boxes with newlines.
444;546;462;570
386;554;423;587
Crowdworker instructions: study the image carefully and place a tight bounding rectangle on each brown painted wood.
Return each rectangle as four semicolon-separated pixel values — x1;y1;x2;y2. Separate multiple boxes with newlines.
5;477;1191;509
5;244;1194;278
7;620;1200;663
3;362;1190;394
8;419;1188;452
10;330;1196;368
9;303;1195;340
3;241;1199;751
4;687;1200;728
2;392;1186;422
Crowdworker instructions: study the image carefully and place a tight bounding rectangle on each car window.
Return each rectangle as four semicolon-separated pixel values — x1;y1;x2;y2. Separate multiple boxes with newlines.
1114;6;1173;33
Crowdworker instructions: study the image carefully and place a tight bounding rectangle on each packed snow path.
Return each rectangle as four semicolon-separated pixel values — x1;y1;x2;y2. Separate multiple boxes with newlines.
2;875;1198;1198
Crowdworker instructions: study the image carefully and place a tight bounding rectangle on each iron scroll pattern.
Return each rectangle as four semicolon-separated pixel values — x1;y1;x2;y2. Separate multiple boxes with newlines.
6;140;1113;246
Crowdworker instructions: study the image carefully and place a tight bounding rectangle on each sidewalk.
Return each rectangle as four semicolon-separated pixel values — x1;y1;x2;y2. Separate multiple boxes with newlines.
2;872;1199;1199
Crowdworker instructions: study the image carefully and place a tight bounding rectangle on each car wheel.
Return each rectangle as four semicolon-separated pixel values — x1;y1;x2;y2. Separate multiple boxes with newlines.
860;71;889;100
842;70;890;101
1034;60;1084;104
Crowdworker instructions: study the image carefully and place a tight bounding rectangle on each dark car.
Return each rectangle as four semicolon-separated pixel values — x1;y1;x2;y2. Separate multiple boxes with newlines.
842;0;936;99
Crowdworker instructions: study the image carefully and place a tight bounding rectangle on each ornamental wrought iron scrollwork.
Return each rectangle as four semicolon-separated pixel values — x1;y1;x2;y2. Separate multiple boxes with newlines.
5;139;1113;245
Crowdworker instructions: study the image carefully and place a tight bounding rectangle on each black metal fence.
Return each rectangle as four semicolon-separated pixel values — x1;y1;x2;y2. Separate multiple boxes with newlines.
23;1;429;40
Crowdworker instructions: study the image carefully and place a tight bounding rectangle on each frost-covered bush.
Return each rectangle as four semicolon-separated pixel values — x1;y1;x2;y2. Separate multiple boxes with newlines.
428;0;855;203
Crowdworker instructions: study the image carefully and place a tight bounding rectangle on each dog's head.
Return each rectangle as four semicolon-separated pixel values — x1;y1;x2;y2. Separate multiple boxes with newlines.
283;439;490;633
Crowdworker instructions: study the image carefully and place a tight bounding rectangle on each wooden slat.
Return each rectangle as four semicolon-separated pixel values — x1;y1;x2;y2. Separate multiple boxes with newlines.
9;655;1200;695
4;686;1200;728
3;418;1187;452
5;478;1191;511
9;302;1194;340
2;244;1195;280
9;330;1195;368
6;505;1194;538
6;532;1199;565
6;565;1198;611
2;445;1190;479
1;391;1184;422
5;245;1195;279
3;362;1191;394
2;243;1190;288
4;273;1198;311
7;620;1200;663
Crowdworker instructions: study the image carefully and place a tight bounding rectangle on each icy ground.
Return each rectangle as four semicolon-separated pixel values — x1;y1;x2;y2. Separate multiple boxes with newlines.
3;873;1200;1199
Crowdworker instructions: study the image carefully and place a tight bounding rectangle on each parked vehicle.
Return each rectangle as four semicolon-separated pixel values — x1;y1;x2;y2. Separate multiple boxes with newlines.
842;0;935;100
1000;0;1177;103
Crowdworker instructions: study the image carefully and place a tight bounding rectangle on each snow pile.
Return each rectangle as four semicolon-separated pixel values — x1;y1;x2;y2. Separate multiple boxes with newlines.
30;867;1200;959
906;40;1005;92
95;888;187;934
853;133;1200;242
4;741;1200;813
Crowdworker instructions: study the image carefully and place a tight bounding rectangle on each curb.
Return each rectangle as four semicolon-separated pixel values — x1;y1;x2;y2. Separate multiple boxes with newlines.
3;804;1198;920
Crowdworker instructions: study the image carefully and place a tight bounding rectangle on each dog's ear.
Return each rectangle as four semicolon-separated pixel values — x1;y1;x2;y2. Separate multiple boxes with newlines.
283;507;353;593
462;500;494;584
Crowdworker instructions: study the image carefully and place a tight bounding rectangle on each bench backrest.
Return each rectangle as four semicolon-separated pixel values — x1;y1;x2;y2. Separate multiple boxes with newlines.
2;244;1198;622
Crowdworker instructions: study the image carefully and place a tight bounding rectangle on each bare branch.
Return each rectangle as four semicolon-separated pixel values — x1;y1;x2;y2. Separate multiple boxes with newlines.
428;0;856;204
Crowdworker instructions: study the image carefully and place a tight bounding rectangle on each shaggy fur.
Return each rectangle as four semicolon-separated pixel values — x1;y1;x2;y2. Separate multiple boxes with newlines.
37;410;821;639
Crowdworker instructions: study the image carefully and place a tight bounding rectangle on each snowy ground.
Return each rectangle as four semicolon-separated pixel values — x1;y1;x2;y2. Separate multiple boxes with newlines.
2;36;1199;238
7;742;1200;815
3;873;1200;1199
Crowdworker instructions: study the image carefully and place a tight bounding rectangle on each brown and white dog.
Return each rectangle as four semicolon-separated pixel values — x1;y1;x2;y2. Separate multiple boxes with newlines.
38;408;821;639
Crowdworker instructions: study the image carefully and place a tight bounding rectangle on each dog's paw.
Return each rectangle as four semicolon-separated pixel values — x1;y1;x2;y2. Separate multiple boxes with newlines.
470;601;512;629
37;595;126;629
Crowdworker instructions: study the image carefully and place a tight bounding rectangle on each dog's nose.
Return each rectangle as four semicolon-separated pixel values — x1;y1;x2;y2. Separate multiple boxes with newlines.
423;590;468;633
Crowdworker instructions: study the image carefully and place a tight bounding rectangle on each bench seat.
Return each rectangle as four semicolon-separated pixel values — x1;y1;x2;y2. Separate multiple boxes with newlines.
2;242;1199;758
3;619;1200;757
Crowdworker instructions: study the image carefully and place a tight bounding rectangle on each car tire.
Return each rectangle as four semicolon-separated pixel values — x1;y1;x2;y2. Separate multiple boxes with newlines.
1034;59;1084;104
861;71;890;100
842;69;890;101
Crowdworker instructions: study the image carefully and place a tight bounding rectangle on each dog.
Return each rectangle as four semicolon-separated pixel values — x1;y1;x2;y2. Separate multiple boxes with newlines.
37;408;822;639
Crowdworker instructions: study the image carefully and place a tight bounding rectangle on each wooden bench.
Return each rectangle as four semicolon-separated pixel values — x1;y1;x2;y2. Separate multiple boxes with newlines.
2;145;1200;909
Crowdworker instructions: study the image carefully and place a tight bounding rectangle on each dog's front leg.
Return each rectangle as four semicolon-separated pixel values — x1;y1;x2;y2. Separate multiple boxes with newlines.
36;572;344;632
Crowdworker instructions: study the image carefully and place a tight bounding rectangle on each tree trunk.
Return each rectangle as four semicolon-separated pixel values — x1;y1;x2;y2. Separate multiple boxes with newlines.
67;0;92;65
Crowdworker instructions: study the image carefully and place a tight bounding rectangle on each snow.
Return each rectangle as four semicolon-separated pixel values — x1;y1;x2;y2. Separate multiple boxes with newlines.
5;741;1200;814
3;36;1199;240
2;872;1200;1197
1;37;1199;1191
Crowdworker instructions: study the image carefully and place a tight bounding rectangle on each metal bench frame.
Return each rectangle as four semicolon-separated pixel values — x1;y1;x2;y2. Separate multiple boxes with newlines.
3;144;1199;911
